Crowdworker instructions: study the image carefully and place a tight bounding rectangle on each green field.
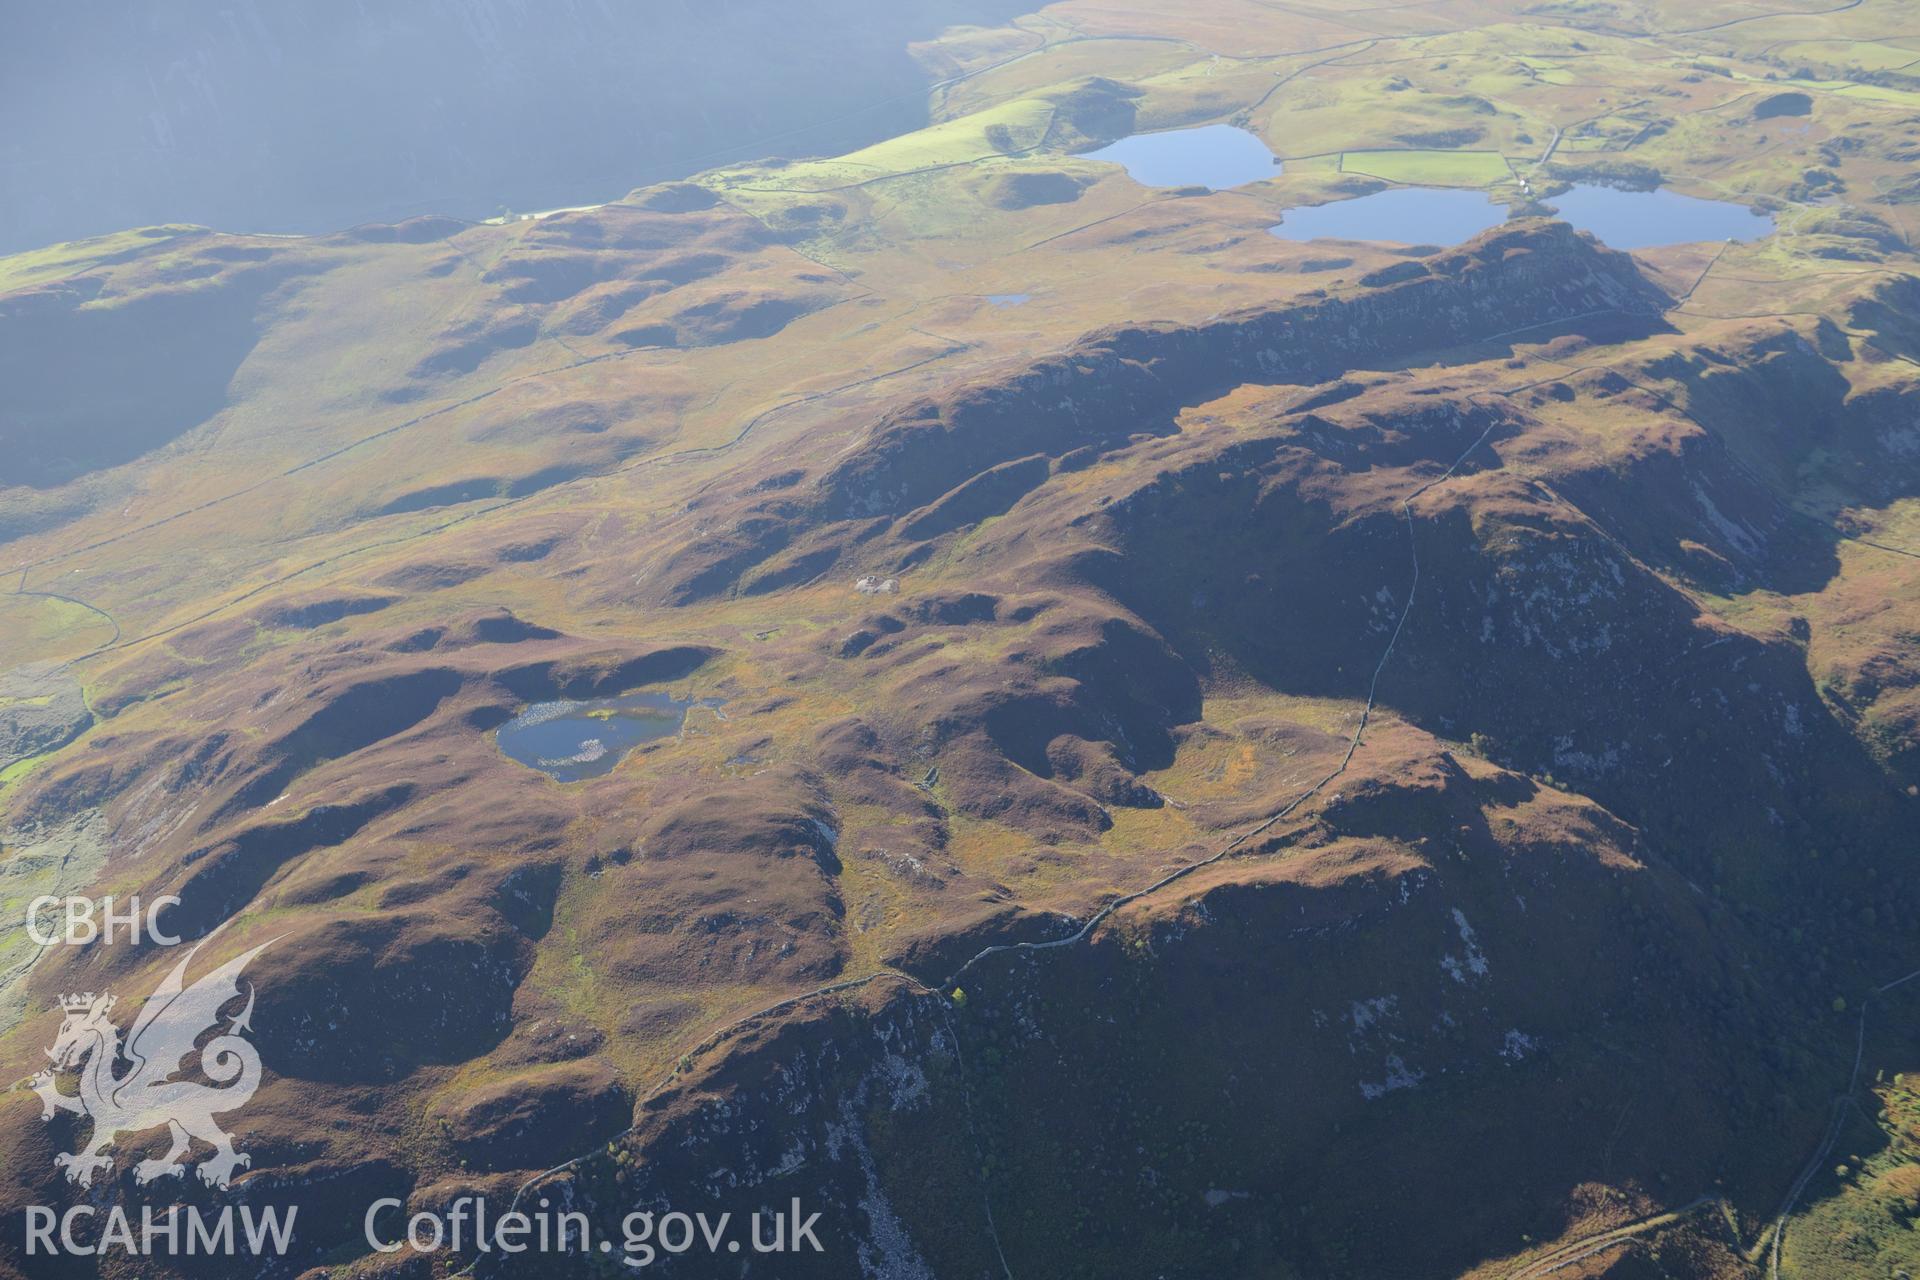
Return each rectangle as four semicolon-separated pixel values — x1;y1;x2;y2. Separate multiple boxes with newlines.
711;96;1058;195
1772;38;1920;73
1339;149;1514;186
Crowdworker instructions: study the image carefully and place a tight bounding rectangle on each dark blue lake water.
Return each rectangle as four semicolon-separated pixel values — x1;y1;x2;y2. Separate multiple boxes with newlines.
1271;188;1507;245
1084;125;1283;191
1269;182;1773;248
1544;183;1775;248
497;690;714;781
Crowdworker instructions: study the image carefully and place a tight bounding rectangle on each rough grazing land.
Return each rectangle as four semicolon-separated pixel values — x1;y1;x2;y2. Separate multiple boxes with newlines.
3;1;1920;1277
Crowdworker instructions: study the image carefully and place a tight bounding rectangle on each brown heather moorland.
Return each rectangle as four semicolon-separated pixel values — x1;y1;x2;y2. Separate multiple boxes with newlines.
4;1;1920;1276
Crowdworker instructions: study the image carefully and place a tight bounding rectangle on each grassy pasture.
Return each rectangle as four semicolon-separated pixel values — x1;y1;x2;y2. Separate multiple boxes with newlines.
1723;68;1920;111
1340;149;1514;186
0;595;115;666
1772;38;1920;73
0;224;203;292
1777;986;1920;1280
711;97;1058;195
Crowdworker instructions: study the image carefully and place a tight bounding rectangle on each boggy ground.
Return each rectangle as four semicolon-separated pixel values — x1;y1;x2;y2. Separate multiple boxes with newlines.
3;2;1920;1277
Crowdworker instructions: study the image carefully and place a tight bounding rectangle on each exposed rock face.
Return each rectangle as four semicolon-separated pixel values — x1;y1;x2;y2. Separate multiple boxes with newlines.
500;741;1813;1280
0;663;90;772
1076;369;1909;899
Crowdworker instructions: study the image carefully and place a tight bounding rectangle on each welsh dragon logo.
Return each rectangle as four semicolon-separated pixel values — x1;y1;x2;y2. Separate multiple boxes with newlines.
32;930;273;1189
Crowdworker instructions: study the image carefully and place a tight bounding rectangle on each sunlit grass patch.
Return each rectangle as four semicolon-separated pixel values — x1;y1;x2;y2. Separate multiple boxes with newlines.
1773;38;1920;73
1511;55;1579;86
0;224;204;293
710;97;1058;197
1340;149;1513;186
1779;988;1920;1279
0;594;115;666
1726;69;1920;111
1280;152;1345;173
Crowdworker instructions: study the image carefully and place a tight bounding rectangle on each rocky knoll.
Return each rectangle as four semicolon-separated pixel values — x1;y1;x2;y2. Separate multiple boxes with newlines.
644;220;1671;604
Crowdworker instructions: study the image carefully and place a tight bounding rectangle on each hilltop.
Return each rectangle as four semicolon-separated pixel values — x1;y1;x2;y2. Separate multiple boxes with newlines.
3;1;1920;1276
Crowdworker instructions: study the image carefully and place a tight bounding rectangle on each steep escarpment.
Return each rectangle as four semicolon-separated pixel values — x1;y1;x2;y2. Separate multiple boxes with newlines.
641;220;1669;605
625;225;1911;936
816;220;1666;522
417;272;1911;1277
482;740;1823;1280
1030;371;1912;920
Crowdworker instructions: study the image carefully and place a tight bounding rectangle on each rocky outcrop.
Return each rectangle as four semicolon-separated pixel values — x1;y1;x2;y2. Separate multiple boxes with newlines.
0;663;90;772
497;745;1823;1280
816;220;1667;525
